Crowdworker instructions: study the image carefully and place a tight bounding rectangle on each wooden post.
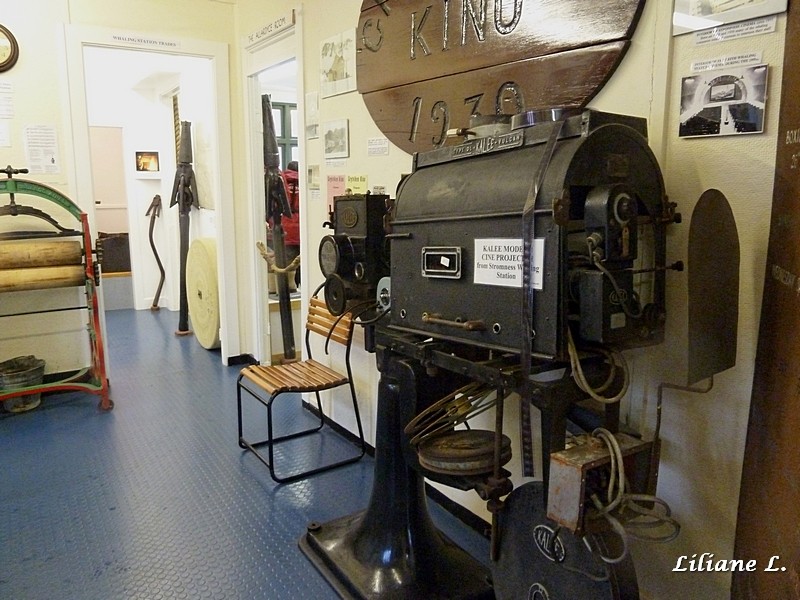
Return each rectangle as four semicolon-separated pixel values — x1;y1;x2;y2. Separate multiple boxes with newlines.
732;5;800;598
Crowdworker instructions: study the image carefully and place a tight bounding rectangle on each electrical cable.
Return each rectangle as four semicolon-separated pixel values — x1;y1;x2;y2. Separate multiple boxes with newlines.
355;306;390;326
581;427;681;567
566;327;629;404
586;237;643;319
324;299;375;353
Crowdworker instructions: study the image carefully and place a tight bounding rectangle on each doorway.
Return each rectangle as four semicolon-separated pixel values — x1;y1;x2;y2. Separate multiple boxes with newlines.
82;46;210;315
242;22;305;365
259;61;302;364
63;24;240;363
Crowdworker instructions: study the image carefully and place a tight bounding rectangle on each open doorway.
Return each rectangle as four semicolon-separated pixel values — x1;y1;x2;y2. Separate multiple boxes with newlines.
82;46;210;314
258;60;302;364
240;19;304;366
64;25;240;363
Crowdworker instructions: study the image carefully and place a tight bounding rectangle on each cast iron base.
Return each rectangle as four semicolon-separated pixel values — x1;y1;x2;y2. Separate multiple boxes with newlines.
299;352;495;599
300;510;494;600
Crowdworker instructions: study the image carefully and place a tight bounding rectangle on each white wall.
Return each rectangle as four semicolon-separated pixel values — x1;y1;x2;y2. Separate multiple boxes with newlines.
638;13;785;600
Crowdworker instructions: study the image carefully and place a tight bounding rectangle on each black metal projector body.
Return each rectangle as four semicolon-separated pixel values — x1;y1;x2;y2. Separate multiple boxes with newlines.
390;109;669;359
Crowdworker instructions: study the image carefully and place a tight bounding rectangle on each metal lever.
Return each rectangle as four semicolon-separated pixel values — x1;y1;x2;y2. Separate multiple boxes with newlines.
422;312;486;331
627;260;684;274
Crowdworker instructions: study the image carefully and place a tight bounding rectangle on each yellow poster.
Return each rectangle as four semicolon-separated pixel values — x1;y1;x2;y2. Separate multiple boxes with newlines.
346;174;368;194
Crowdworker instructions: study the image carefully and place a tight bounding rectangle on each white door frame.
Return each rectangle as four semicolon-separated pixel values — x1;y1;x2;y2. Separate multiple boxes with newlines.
62;24;240;363
240;8;305;364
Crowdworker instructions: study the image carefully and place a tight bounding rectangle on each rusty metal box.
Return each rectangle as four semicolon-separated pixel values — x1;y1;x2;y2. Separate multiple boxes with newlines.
547;432;653;536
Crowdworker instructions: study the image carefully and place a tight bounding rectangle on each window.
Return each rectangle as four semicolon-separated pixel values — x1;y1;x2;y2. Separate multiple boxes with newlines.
271;101;298;171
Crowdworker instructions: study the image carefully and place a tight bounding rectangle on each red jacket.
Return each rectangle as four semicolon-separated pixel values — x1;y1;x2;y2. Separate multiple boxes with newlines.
279;168;300;245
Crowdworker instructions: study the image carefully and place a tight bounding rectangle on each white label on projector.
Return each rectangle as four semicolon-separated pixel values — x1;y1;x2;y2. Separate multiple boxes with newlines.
473;238;543;289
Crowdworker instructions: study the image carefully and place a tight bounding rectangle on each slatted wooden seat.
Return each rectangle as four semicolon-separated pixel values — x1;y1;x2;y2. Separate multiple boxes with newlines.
236;296;366;483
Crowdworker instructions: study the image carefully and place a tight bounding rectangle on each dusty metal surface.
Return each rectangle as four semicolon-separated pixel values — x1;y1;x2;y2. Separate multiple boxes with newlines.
492;481;639;600
547;432;652;535
417;429;512;475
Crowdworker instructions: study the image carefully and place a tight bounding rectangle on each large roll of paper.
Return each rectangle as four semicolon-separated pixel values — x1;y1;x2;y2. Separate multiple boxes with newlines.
186;237;220;350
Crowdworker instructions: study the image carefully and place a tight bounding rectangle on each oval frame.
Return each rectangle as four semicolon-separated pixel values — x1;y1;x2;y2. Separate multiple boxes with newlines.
0;24;19;73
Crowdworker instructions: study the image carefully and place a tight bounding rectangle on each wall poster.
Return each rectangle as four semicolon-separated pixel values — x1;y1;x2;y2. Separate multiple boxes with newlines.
678;64;767;137
320;30;356;98
322;119;349;159
673;0;787;35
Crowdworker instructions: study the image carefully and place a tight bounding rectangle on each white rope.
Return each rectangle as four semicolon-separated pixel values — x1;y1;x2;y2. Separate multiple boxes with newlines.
255;241;301;274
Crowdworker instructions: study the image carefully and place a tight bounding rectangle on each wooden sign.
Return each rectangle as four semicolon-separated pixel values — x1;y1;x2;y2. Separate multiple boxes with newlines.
356;0;646;154
245;9;295;48
732;2;800;597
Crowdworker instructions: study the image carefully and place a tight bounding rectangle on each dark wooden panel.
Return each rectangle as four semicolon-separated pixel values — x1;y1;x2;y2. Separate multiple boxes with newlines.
732;2;800;598
361;41;629;154
357;0;645;93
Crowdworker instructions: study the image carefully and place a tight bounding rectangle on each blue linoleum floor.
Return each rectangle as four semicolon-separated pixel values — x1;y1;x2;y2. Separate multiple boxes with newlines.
0;308;489;599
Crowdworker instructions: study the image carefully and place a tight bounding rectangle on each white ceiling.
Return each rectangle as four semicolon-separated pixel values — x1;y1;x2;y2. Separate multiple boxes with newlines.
257;58;297;96
83;46;194;95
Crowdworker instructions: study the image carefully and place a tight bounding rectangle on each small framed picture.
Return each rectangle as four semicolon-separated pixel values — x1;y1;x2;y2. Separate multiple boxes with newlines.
135;151;160;177
323;119;349;159
678;64;768;138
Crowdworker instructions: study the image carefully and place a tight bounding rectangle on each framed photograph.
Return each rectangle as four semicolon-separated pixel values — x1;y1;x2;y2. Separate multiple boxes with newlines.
323;119;349;159
307;164;320;191
673;0;787;35
135;151;160;177
320;30;356;98
678;64;768;138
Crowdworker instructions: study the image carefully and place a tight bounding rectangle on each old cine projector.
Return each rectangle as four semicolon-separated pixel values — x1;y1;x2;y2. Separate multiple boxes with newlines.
314;110;680;599
319;110;675;359
387;109;674;359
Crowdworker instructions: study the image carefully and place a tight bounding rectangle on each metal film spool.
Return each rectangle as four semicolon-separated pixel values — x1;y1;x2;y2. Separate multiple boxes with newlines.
416;430;511;476
491;481;639;599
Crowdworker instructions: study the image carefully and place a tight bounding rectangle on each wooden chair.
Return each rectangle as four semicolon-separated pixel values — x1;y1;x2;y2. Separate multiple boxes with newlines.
236;296;367;483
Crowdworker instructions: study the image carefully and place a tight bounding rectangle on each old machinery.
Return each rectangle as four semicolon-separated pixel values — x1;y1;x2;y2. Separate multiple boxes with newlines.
304;109;681;600
0;166;111;411
320;192;391;316
389;109;674;358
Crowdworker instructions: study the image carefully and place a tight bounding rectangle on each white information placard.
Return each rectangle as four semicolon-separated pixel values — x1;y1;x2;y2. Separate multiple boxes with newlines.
473;238;543;289
24;125;60;174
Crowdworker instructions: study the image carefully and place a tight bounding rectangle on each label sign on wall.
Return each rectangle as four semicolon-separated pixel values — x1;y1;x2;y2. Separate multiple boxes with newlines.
356;0;646;154
473;238;542;289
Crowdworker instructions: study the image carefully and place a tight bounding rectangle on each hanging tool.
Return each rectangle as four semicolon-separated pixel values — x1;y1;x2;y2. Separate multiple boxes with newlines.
145;194;165;311
169;121;199;335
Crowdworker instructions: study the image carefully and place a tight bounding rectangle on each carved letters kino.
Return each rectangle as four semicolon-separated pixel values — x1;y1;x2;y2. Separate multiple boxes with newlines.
357;0;647;154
